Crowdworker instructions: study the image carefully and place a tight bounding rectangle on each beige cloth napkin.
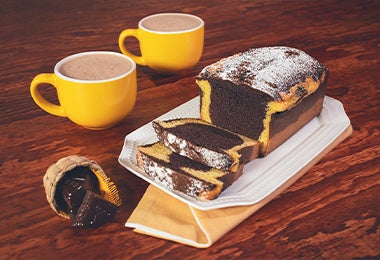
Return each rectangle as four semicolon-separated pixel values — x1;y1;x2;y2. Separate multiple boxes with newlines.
126;125;352;248
126;185;272;248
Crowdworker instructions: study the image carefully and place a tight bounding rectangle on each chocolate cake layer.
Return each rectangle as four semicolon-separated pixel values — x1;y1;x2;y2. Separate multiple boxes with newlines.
201;79;270;140
160;121;243;149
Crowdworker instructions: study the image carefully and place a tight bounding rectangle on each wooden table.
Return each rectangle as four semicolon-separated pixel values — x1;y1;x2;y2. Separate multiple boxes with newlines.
1;0;379;259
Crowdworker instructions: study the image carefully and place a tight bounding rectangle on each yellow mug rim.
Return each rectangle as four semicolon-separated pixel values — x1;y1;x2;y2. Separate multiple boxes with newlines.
138;13;204;35
54;51;136;84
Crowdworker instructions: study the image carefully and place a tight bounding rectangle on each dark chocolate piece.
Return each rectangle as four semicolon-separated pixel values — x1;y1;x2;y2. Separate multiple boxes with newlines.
55;166;118;228
55;166;99;214
72;191;118;228
62;177;87;218
62;167;99;218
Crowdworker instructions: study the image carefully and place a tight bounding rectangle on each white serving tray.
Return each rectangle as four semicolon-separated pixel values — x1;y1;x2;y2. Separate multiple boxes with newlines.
118;96;351;210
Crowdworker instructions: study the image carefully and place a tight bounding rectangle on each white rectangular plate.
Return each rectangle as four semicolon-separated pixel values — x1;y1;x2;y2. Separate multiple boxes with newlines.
118;96;351;210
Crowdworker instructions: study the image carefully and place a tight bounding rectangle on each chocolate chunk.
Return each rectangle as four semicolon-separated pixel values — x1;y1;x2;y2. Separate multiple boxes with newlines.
62;177;87;218
54;166;119;228
72;191;118;228
58;166;99;217
62;172;99;217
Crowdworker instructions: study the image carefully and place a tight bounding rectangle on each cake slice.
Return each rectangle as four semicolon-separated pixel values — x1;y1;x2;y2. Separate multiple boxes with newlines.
152;118;259;172
196;46;329;156
136;142;243;200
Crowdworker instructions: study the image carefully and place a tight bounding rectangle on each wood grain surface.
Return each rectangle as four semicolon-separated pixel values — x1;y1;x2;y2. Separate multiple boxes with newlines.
0;0;379;259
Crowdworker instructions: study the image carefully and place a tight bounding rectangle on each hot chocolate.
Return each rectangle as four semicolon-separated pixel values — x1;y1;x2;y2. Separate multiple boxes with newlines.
141;13;202;32
59;53;133;81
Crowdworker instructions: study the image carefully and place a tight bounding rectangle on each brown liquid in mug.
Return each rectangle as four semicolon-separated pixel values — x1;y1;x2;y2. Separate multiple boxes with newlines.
141;14;202;32
60;53;132;80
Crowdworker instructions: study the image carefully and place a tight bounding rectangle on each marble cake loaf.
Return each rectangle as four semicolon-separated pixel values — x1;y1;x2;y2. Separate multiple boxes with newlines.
196;46;329;156
136;142;243;200
152;118;259;172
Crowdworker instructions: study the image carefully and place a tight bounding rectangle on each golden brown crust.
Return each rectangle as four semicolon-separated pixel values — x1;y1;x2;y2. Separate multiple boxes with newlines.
198;188;221;200
136;150;144;170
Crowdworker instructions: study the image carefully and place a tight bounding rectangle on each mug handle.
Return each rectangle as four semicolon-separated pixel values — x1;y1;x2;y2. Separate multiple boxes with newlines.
30;73;66;117
118;29;147;66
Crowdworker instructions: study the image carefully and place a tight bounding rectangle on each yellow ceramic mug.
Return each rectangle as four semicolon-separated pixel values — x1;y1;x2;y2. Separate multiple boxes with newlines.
30;51;137;130
118;13;204;74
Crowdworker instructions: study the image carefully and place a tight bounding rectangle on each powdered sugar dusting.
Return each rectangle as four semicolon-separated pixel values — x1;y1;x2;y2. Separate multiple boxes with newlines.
143;155;207;198
198;46;326;100
162;132;232;170
146;159;174;190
